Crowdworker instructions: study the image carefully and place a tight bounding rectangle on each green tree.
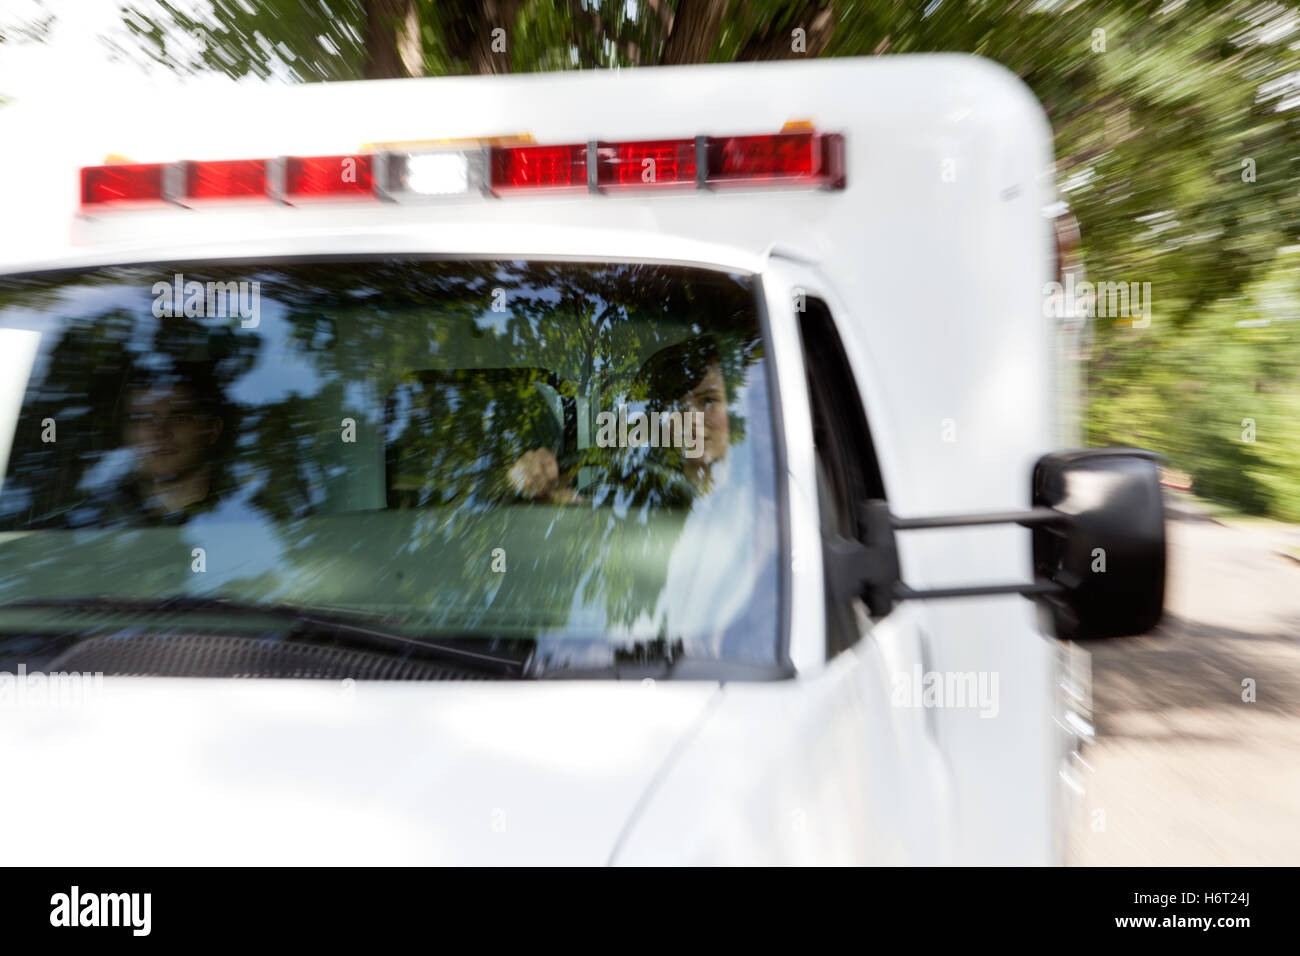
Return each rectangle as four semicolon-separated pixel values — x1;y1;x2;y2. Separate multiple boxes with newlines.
15;0;1298;515
109;0;758;79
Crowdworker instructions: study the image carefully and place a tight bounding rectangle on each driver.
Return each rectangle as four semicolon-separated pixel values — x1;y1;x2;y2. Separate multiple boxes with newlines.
98;363;232;525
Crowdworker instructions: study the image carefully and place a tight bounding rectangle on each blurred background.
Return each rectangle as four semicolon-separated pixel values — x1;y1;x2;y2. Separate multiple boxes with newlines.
2;0;1297;863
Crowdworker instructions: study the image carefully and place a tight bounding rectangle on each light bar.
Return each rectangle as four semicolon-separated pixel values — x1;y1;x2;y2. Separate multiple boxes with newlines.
595;139;696;191
81;163;167;206
77;129;845;212
489;144;587;194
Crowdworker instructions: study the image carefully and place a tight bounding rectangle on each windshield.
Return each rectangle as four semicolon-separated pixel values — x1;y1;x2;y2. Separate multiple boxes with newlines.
0;258;782;677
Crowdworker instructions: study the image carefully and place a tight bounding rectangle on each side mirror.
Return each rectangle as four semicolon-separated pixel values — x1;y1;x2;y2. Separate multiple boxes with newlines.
829;447;1167;640
1031;448;1166;639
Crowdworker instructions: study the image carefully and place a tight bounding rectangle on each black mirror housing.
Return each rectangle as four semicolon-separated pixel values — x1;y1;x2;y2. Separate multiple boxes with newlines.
1031;448;1166;640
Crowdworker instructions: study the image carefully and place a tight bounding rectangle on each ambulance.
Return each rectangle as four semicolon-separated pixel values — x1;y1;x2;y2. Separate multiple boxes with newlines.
0;55;1164;865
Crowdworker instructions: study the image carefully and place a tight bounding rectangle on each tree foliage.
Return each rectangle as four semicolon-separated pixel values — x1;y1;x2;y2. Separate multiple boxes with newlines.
13;0;1297;517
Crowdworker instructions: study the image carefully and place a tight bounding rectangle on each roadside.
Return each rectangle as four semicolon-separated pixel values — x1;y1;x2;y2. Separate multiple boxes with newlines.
1173;491;1300;567
1069;491;1300;865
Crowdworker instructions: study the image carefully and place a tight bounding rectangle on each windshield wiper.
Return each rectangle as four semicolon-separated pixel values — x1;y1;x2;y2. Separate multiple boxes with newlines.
0;596;531;678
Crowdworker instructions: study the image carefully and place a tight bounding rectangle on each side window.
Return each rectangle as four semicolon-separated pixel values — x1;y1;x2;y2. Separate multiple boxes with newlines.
796;296;886;657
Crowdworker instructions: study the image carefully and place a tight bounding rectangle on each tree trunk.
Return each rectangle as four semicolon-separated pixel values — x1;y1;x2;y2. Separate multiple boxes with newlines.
363;0;418;79
735;3;835;61
659;0;729;65
439;0;524;74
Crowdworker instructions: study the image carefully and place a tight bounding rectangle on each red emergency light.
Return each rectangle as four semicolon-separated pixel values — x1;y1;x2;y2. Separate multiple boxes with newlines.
595;139;696;190
185;159;268;200
706;132;844;188
489;144;588;194
284;155;375;200
81;163;167;205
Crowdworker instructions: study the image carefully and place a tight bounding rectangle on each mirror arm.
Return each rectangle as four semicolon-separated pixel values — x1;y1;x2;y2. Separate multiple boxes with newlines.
891;507;1069;531
895;581;1065;601
824;501;1072;615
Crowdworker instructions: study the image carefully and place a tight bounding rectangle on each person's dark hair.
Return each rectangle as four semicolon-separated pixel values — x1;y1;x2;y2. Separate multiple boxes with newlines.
634;335;722;405
121;361;234;433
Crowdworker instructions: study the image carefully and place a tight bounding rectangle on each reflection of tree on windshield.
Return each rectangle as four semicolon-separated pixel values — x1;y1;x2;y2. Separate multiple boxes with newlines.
0;260;778;664
226;261;770;646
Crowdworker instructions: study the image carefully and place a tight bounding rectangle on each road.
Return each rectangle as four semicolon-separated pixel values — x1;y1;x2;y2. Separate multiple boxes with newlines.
1069;494;1300;864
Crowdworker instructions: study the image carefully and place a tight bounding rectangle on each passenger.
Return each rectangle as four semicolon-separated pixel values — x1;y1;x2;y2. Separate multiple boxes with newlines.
636;336;730;496
507;336;730;503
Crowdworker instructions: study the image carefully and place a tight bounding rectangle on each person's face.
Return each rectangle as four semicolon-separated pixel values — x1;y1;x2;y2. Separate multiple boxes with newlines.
679;363;729;464
124;386;221;480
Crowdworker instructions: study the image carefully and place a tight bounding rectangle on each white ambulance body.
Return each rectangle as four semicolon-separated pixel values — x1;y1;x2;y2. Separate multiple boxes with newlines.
0;57;1161;865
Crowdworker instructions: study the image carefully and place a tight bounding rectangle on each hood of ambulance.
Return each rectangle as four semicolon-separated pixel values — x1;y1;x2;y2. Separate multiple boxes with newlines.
0;677;721;865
